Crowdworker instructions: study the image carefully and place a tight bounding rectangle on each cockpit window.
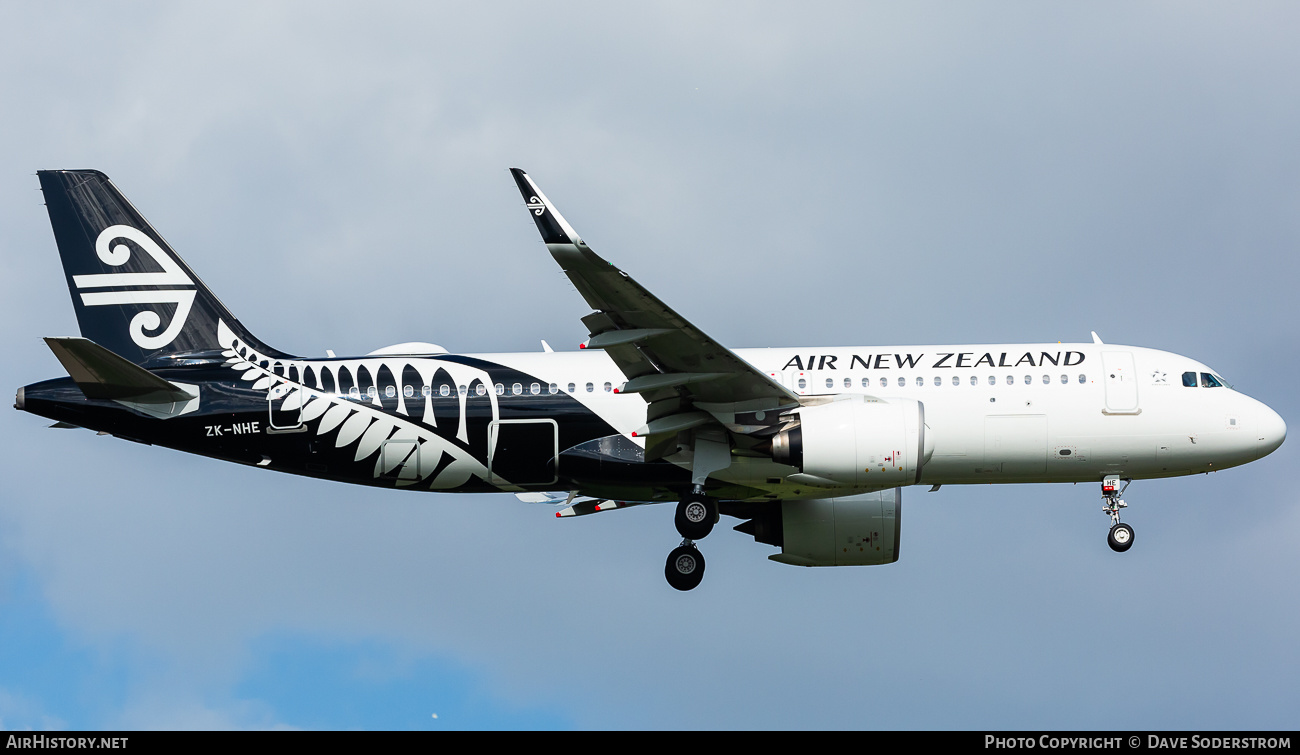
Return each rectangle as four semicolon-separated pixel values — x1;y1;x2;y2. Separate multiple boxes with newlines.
1200;372;1224;388
1182;371;1197;387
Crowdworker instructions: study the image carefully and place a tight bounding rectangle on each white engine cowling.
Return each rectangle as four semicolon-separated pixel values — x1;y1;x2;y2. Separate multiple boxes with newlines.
771;488;901;566
773;396;933;486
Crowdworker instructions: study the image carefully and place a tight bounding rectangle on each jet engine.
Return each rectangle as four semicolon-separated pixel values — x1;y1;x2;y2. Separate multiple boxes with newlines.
771;396;933;486
732;488;902;566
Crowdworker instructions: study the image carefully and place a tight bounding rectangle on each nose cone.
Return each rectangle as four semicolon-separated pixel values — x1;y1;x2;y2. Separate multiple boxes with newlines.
1256;404;1287;458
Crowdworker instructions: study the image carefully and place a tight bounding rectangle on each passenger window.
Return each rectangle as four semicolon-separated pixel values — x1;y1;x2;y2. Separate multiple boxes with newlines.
1023;375;1031;385
826;378;834;389
567;382;576;393
512;383;523;395
495;383;505;396
476;384;487;396
384;385;395;398
421;385;431;397
530;383;541;395
988;376;996;386
1042;375;1050;384
970;376;978;386
548;383;558;395
897;377;905;387
1060;374;1068;384
952;376;959;386
862;377;870;388
1005;376;1014;386
844;377;852;389
367;386;378;399
604;382;612;392
880;377;888;388
1182;371;1197;387
798;378;807;389
349;387;360;400
916;376;924;387
586;382;594;393
459;385;467;396
1078;374;1086;384
439;384;450;397
934;376;942;387
403;385;414;398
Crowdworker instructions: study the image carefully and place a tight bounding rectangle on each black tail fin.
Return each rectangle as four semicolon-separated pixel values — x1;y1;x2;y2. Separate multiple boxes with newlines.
37;170;286;364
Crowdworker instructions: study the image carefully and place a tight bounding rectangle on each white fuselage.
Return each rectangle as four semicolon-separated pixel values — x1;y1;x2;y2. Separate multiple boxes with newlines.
470;342;1286;497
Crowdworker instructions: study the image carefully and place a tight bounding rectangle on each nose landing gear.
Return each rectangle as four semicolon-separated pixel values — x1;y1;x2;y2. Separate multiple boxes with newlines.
1102;476;1134;552
1108;522;1134;552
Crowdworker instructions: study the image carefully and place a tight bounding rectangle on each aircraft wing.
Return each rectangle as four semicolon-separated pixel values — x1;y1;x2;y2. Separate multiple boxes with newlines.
510;169;799;459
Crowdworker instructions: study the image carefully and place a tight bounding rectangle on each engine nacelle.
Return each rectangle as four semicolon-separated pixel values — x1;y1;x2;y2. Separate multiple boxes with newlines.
733;489;902;566
772;396;932;486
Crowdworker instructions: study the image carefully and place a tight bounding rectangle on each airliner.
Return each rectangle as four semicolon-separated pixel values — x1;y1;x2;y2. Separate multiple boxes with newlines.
16;169;1286;590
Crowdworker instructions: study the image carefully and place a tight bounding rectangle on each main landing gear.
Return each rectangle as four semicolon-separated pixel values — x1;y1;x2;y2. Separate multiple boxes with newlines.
1102;475;1134;553
666;485;717;591
674;487;717;540
665;540;705;591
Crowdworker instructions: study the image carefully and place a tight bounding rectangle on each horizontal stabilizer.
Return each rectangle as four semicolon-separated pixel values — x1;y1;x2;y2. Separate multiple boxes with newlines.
44;337;195;403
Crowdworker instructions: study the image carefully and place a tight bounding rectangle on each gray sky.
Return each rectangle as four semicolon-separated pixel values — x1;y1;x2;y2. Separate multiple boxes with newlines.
0;2;1297;729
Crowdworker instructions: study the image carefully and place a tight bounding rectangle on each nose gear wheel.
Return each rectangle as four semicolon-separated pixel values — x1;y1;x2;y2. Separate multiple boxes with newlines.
1101;476;1134;553
1108;522;1134;552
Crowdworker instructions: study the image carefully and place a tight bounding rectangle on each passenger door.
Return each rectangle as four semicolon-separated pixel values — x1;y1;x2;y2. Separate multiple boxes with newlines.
1101;351;1140;414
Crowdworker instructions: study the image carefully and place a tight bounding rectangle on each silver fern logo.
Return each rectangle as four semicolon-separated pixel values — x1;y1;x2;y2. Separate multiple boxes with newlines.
217;321;496;490
526;196;546;216
72;225;196;349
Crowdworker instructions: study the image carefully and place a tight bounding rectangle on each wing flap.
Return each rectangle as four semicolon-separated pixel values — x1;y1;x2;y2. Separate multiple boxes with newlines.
555;498;651;518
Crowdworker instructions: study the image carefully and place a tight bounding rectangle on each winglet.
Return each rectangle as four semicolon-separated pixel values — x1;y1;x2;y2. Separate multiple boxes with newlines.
44;336;196;403
509;168;583;245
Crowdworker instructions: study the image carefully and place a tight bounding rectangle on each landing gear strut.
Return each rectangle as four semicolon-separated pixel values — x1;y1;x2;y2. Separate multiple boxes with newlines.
1102;476;1134;553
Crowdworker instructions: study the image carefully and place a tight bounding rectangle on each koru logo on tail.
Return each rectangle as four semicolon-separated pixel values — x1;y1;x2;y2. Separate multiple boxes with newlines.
71;225;196;349
526;196;546;216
